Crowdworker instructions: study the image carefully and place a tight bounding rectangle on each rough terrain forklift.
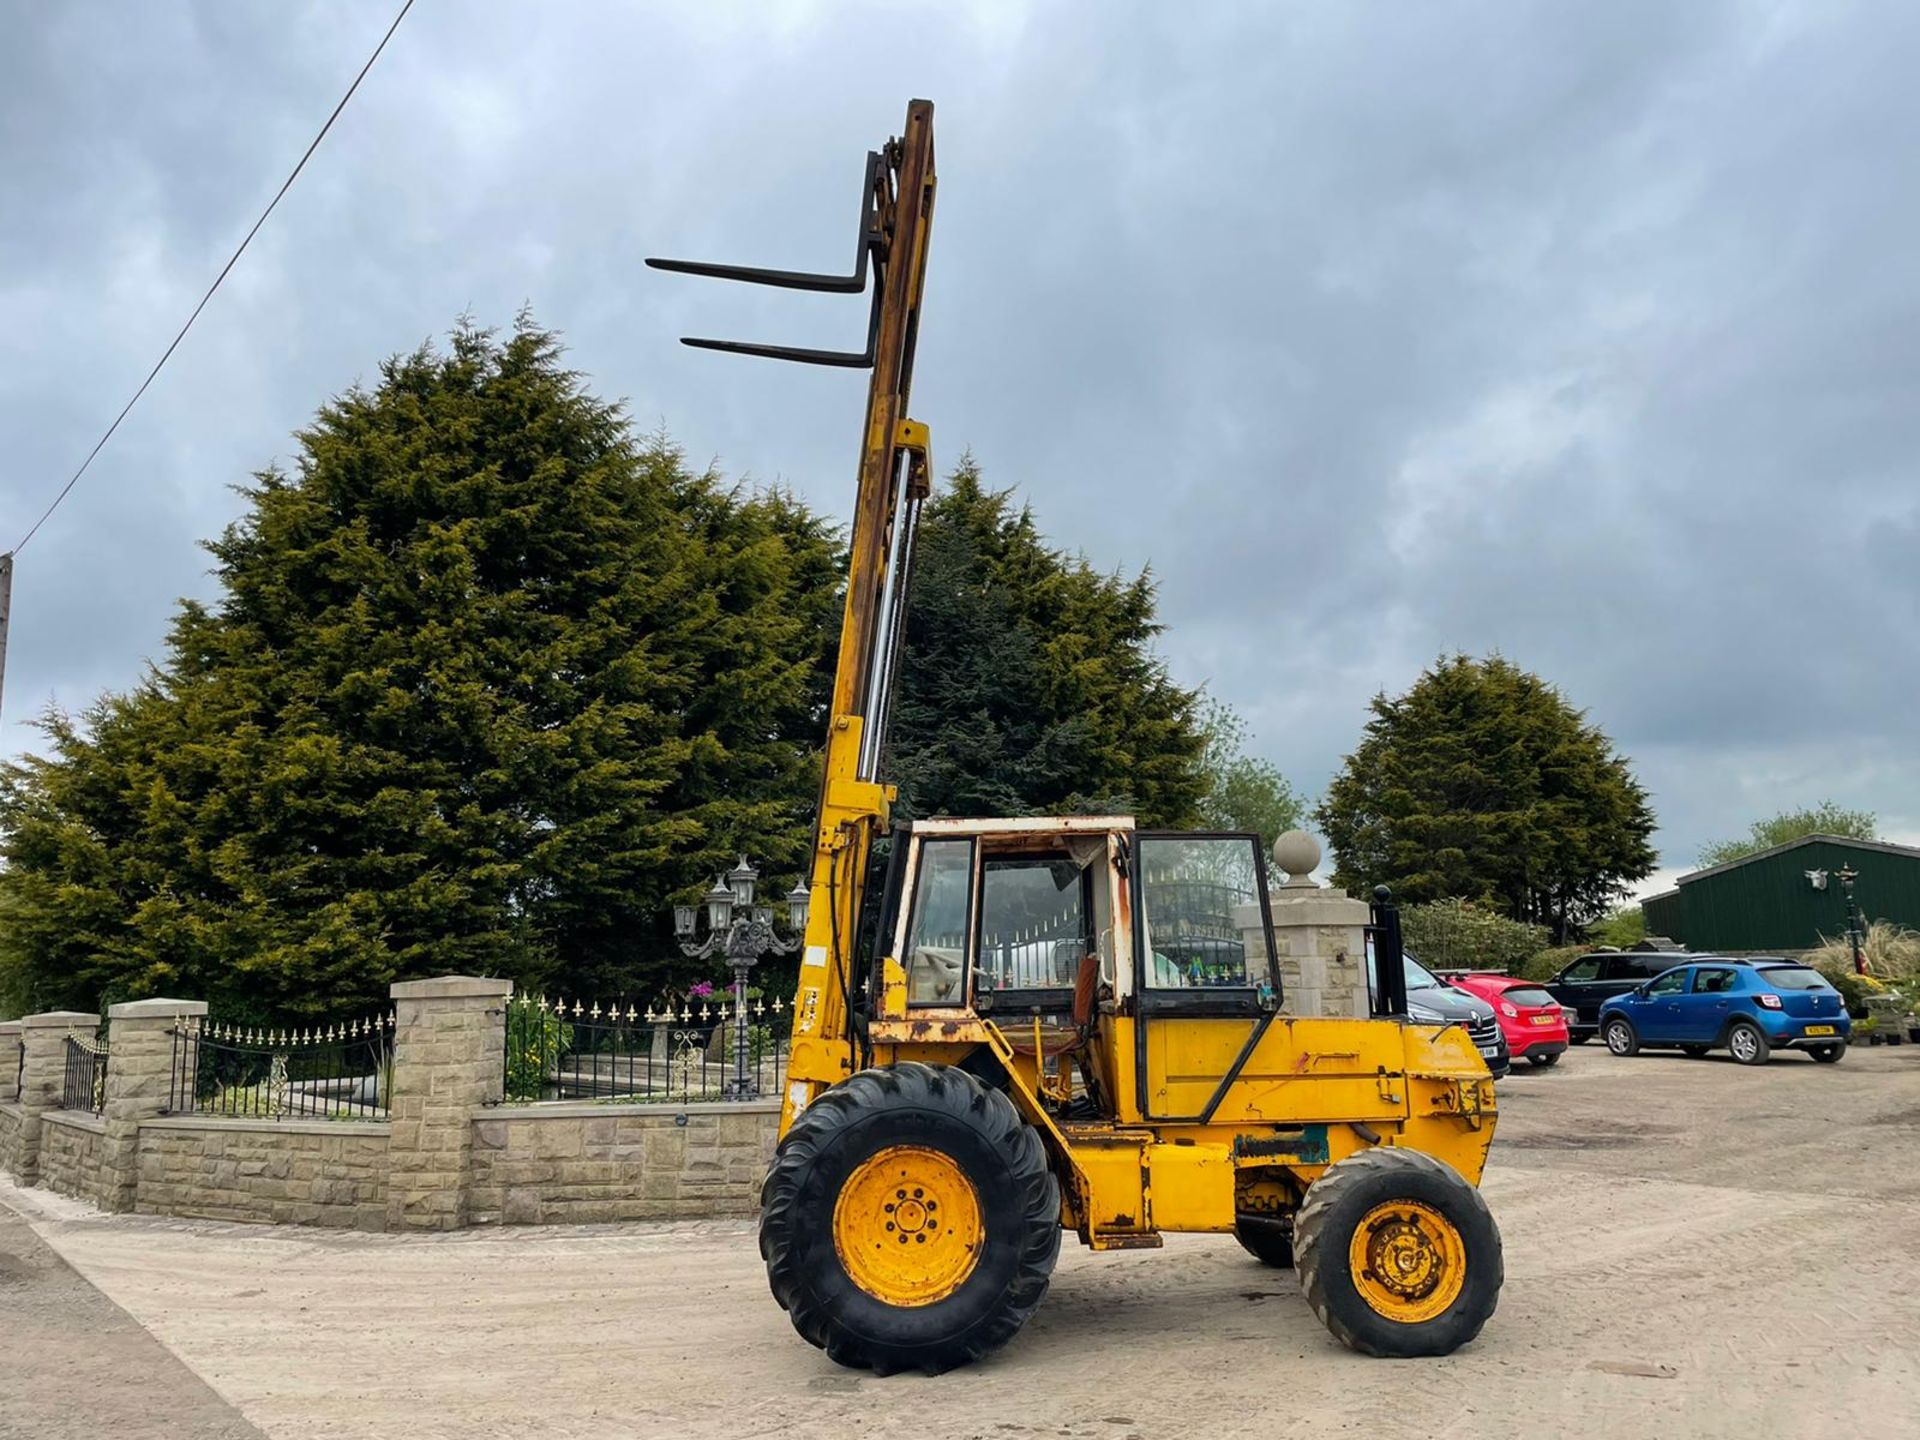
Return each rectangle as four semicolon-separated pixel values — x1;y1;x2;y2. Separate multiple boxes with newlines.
648;100;1503;1374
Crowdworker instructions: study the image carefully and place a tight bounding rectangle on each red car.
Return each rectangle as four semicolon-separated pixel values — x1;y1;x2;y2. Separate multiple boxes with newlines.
1444;973;1570;1068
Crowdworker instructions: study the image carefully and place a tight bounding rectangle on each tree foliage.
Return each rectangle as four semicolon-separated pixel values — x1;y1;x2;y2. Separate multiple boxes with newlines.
1584;903;1648;949
890;460;1207;827
1699;800;1878;868
1399;898;1548;974
0;319;839;1016
1192;697;1305;850
1316;654;1656;942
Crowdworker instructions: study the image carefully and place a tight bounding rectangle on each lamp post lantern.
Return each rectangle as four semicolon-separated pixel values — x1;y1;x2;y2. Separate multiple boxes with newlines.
675;856;805;1098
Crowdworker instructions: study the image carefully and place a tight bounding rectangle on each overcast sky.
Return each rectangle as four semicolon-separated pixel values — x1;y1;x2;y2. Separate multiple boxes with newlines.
3;1;1915;895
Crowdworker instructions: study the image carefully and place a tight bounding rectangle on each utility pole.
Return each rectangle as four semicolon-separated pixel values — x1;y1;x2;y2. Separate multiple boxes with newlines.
0;551;12;722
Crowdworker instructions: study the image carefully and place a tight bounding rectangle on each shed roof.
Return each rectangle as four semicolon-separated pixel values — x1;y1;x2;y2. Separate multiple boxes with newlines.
1676;833;1920;887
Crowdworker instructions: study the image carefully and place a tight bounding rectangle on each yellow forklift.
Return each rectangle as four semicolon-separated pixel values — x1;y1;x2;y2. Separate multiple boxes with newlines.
649;100;1502;1374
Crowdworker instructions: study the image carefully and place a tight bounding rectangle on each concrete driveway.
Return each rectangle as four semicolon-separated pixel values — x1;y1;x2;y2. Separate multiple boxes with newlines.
5;1043;1917;1440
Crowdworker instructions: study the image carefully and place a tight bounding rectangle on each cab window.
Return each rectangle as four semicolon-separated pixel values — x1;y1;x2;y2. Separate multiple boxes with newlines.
1137;836;1262;987
1693;967;1737;994
1646;969;1688;997
978;855;1092;992
903;839;973;1004
1561;956;1603;984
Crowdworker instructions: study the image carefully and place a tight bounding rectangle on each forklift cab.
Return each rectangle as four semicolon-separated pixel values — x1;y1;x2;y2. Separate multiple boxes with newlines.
874;817;1280;1127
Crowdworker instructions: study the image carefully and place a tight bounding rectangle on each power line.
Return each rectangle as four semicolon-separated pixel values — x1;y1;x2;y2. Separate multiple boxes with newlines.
9;0;417;556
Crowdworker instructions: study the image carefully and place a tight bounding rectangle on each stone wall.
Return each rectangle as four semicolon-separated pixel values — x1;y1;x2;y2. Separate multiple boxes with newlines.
469;1101;781;1225
0;976;780;1233
0;1103;24;1178
38;1111;107;1207
136;1118;390;1229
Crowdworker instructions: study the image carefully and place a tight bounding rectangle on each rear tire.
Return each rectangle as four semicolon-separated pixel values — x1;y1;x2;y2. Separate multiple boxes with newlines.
1525;1051;1560;1069
1569;1031;1591;1045
760;1062;1060;1375
1234;1214;1295;1269
1604;1017;1639;1056
1809;1042;1847;1064
1727;1022;1771;1066
1680;1045;1710;1058
1294;1148;1502;1358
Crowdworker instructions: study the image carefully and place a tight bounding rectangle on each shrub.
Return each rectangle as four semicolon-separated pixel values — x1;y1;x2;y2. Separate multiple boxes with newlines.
1803;921;1920;988
1812;965;1877;1019
1523;944;1592;983
1400;898;1549;974
504;996;574;1102
1584;905;1647;950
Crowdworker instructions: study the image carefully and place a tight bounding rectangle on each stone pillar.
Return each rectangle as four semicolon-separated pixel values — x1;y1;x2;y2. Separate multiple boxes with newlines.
386;976;512;1231
7;1011;99;1185
0;1021;21;1104
100;998;206;1213
1234;832;1371;1019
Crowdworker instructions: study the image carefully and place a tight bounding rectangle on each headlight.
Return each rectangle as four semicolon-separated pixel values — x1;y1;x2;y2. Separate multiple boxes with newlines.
1408;1003;1446;1023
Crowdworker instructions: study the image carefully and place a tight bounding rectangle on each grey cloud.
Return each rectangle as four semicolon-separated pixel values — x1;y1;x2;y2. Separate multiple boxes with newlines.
2;0;1914;876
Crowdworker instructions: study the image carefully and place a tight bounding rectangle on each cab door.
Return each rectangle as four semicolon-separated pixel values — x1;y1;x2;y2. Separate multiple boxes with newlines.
1131;833;1276;1121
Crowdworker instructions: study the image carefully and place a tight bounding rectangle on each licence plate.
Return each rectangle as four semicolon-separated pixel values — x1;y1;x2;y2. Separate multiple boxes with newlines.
1530;1014;1556;1025
1805;1025;1836;1036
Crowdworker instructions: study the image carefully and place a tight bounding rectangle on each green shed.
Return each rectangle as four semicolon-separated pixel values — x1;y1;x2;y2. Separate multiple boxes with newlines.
1641;834;1920;954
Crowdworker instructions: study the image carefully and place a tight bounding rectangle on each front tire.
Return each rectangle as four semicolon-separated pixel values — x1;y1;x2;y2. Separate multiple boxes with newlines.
760;1063;1061;1375
1234;1213;1295;1268
1809;1041;1847;1064
1604;1017;1640;1056
1294;1148;1502;1358
1727;1022;1771;1066
1681;1045;1710;1058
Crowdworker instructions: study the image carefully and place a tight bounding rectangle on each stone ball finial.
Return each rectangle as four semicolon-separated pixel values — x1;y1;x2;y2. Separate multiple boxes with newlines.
1273;829;1321;887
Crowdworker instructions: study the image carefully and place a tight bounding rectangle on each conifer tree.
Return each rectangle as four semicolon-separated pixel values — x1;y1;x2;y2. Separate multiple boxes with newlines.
890;461;1207;827
0;319;838;1015
1315;654;1655;941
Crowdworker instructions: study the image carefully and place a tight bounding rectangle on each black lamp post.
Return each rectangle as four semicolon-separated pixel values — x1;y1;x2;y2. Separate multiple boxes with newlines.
674;856;808;1098
1836;865;1865;976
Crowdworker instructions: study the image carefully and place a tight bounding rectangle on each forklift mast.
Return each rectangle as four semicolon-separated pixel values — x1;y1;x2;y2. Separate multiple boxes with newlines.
647;100;938;1131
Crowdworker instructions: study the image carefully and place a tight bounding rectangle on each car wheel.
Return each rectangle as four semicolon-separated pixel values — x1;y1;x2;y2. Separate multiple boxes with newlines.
1568;1030;1590;1045
1726;1022;1771;1066
1526;1052;1560;1068
1294;1148;1502;1357
1604;1018;1639;1056
1809;1042;1847;1064
1680;1045;1709;1057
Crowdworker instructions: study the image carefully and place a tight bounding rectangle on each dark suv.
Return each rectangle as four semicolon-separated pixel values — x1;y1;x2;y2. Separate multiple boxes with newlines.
1548;950;1694;1043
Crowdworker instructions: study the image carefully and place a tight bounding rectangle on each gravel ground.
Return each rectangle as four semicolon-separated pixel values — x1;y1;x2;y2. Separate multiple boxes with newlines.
0;1203;264;1440
5;1042;1917;1440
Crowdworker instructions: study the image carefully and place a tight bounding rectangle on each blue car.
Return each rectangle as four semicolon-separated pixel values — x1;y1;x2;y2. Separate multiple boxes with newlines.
1599;957;1851;1065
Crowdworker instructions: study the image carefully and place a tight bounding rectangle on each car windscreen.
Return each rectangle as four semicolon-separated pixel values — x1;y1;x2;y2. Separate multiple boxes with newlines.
1404;956;1444;991
1755;965;1831;991
1501;986;1557;1008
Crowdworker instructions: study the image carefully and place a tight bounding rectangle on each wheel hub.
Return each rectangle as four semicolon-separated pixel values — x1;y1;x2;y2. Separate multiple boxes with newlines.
833;1144;984;1307
1348;1200;1467;1323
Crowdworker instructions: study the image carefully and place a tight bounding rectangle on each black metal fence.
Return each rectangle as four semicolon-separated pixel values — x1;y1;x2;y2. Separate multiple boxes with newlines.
62;1032;108;1114
167;1013;393;1120
503;995;789;1104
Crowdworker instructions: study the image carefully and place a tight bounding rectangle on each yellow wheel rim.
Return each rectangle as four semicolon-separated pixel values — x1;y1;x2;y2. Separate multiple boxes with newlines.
832;1144;984;1307
1347;1199;1467;1323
